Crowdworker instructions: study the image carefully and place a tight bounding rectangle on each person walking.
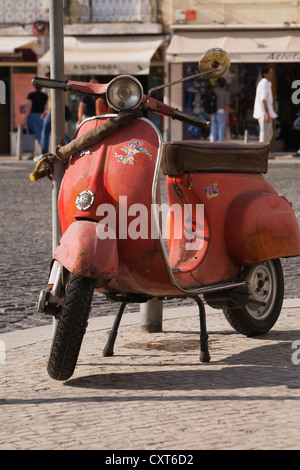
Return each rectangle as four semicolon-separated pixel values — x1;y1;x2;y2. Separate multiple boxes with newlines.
39;71;52;158
34;94;72;163
209;77;231;142
32;71;73;163
40;99;51;155
76;78;107;127
23;84;48;147
253;65;277;144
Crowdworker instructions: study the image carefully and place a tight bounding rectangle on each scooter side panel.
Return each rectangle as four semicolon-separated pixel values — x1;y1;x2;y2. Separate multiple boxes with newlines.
166;171;299;288
166;175;238;287
225;191;300;264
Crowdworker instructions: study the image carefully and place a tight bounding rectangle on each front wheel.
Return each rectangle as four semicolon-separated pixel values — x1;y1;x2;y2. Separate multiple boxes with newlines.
223;259;284;336
47;273;95;381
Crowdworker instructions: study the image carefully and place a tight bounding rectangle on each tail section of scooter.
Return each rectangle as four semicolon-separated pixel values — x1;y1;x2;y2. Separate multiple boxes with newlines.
31;48;300;380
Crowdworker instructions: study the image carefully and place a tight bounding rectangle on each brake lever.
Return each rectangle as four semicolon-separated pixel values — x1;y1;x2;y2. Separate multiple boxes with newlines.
171;109;210;128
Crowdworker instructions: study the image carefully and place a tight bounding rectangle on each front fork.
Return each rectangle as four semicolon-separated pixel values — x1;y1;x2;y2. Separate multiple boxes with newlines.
38;260;64;317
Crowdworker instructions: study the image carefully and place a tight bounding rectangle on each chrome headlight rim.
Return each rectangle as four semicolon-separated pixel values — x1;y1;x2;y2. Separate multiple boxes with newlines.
106;75;143;111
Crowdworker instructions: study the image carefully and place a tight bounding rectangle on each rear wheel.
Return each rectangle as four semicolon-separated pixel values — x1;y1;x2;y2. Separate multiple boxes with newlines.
47;273;95;381
223;259;284;336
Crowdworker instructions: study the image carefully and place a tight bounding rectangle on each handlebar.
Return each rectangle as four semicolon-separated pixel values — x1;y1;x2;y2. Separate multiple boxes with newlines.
144;96;210;128
171;109;210;128
33;76;210;128
32;77;108;95
32;77;71;91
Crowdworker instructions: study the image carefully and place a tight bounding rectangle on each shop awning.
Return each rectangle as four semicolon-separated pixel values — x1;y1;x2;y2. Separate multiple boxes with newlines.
0;36;39;54
39;35;166;75
167;31;300;63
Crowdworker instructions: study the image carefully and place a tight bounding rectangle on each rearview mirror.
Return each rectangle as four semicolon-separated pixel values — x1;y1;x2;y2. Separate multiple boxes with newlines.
198;48;231;78
147;48;230;99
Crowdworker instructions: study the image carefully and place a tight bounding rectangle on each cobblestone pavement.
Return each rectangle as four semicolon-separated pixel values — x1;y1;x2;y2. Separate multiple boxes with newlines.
0;299;300;450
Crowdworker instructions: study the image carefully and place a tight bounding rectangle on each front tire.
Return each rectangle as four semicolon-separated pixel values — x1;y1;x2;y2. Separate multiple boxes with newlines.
223;259;284;336
47;273;95;381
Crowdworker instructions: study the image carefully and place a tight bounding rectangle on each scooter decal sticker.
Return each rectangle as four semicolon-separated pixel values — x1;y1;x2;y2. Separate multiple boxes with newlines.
115;140;152;165
205;183;219;199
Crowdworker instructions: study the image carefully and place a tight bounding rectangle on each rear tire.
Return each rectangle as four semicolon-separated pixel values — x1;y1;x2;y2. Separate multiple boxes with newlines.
223;259;284;336
47;273;95;381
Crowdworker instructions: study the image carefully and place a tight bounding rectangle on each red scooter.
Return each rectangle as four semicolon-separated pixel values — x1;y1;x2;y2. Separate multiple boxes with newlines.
31;49;300;381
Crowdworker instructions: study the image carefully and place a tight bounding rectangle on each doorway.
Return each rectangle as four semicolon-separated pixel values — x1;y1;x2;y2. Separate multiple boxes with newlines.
0;67;10;154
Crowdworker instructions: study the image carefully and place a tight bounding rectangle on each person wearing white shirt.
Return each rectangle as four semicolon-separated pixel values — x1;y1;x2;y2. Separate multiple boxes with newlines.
253;65;277;144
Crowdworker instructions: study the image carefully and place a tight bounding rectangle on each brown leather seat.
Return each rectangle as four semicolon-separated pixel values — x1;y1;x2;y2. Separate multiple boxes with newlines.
161;141;269;176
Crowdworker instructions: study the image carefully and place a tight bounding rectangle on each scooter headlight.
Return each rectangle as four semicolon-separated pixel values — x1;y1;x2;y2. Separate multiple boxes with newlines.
106;75;143;111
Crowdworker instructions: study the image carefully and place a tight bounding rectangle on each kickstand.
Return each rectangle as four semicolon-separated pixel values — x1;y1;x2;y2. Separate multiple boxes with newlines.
102;302;127;357
194;296;210;363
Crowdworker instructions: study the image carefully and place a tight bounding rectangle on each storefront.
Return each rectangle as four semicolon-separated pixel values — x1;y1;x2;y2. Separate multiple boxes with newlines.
38;35;167;137
0;33;166;154
0;35;42;154
166;28;300;150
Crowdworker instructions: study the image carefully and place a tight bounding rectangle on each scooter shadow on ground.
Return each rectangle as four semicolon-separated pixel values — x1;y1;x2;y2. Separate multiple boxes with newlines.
64;363;300;394
64;328;300;391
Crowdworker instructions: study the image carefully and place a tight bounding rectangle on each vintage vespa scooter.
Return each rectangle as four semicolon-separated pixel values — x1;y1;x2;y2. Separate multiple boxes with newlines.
31;49;300;381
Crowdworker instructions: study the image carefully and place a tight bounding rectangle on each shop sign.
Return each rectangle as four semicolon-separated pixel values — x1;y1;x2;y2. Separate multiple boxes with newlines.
66;63;147;75
230;52;300;62
71;63;119;74
265;52;300;61
0;48;36;63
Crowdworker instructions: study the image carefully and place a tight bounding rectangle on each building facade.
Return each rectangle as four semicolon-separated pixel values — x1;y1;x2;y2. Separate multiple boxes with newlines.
162;0;300;149
0;0;165;153
0;0;300;153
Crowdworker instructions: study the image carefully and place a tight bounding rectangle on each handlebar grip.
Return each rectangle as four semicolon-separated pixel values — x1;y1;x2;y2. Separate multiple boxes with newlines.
172;109;210;128
32;77;71;91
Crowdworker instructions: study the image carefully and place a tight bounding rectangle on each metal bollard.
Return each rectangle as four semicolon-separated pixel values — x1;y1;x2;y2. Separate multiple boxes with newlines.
17;124;23;160
140;298;163;332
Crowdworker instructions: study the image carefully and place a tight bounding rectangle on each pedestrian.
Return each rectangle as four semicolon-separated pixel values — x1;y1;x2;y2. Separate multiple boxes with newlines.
292;110;300;157
253;64;277;144
34;95;72;163
23;84;48;147
209;77;231;142
76;78;107;127
33;71;72;163
38;71;51;160
39;99;51;156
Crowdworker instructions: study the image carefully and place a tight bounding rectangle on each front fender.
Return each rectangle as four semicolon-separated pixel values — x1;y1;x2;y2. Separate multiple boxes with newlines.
54;220;118;281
